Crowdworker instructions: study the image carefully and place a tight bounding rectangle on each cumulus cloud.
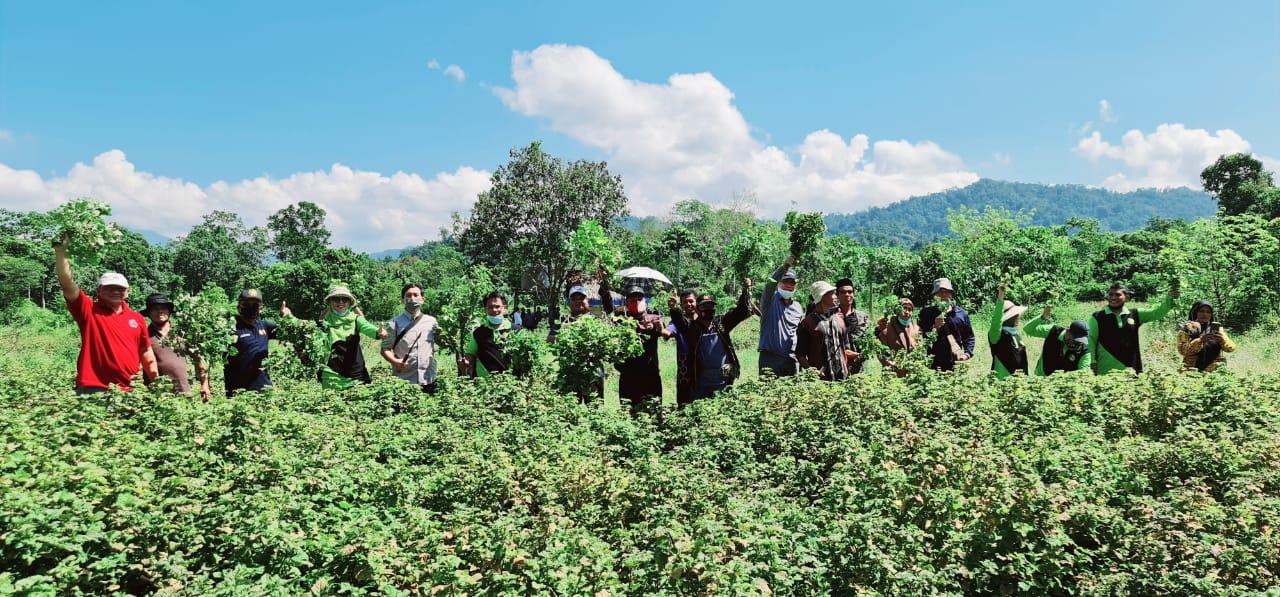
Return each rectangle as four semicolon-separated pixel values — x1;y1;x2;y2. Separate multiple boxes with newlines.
442;64;465;82
494;44;977;217
1075;123;1253;191
1098;99;1117;123
0;150;491;252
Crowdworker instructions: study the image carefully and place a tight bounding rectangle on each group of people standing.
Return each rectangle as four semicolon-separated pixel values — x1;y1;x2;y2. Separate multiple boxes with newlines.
53;239;1237;403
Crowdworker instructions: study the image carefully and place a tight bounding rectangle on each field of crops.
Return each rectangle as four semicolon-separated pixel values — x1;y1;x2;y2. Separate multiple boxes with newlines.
3;312;1279;595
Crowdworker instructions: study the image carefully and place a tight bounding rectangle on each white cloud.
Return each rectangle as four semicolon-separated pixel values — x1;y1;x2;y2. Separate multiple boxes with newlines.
427;59;440;70
993;151;1012;166
1075;123;1252;191
494;44;977;217
0;129;13;143
0;150;491;252
1099;99;1117;123
442;64;465;82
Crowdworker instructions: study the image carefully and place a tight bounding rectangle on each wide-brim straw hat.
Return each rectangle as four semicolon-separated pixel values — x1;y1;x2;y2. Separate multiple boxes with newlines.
324;285;356;303
1001;299;1027;322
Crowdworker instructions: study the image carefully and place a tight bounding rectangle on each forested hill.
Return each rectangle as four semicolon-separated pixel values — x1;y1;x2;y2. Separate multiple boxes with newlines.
825;179;1216;247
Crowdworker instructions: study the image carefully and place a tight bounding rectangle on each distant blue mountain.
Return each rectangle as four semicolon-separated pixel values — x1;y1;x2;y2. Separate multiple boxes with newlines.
824;179;1216;247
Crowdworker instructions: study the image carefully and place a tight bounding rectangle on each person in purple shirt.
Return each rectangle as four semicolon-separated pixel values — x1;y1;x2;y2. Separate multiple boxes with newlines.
915;277;976;372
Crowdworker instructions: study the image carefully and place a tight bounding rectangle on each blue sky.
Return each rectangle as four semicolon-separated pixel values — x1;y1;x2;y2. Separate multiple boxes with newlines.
1;1;1277;250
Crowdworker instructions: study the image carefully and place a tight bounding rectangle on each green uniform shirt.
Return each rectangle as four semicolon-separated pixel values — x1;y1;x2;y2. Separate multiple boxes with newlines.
464;318;512;378
1086;294;1174;375
987;305;1026;380
1023;314;1093;376
317;310;381;390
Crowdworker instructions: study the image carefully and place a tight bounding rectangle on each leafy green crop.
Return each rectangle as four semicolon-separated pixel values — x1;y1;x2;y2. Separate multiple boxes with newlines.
550;315;643;398
162;286;238;365
505;329;552;379
47;198;124;266
568;219;623;274
784;210;826;259
266;313;326;380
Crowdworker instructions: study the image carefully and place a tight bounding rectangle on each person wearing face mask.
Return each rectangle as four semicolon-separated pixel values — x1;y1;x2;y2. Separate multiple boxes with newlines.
463;291;513;378
225;288;279;394
1022;304;1092;376
757;255;805;377
916;278;976;372
615;285;669;414
796;281;851;381
667;280;753;404
875;297;920;377
1088;282;1179;375
282;284;386;390
987;281;1029;379
382;283;440;393
1177;300;1235;373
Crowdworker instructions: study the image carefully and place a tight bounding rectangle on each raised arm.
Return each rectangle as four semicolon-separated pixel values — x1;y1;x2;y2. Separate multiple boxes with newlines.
723;279;754;332
988;282;1007;345
1023;306;1055;339
1136;290;1178;324
52;236;80;304
1087;314;1100;373
355;315;382;340
761;256;795;313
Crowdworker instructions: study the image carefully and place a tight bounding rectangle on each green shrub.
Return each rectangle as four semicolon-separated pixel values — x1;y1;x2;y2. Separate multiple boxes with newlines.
2;345;1278;594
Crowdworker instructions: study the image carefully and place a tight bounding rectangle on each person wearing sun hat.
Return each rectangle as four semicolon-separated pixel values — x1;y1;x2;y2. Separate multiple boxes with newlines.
1022;304;1092;376
796;280;851;381
281;283;387;390
987;281;1029;379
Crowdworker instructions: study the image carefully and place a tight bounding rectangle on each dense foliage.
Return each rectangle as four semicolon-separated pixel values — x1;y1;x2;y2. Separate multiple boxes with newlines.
548;315;644;399
163;286;239;366
3;353;1278;594
47;199;125;266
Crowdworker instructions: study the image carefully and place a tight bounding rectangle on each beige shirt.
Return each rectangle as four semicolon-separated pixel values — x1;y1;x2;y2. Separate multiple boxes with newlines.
383;311;438;385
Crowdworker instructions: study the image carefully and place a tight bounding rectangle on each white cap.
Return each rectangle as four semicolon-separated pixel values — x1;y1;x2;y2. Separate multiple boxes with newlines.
98;272;129;289
809;281;836;304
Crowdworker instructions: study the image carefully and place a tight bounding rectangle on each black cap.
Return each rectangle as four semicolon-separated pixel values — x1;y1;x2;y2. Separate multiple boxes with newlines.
625;285;646;297
1067;320;1089;339
239;288;264;301
779;268;798;282
144;293;174;314
696;293;716;306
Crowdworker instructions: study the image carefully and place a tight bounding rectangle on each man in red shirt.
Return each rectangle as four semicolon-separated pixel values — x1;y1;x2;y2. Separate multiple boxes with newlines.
54;236;158;394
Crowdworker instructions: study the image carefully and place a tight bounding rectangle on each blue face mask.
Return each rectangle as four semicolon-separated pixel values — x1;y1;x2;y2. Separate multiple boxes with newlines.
1001;326;1019;337
486;315;504;326
897;316;912;327
777;288;795;300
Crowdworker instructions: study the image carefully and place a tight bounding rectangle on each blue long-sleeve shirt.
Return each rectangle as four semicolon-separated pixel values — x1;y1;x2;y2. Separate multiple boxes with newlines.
917;304;975;371
757;262;804;356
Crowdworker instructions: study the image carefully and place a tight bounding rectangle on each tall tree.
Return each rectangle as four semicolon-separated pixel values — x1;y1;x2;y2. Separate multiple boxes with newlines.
453;142;629;316
267;201;331;262
171;211;268;295
1202;153;1275;216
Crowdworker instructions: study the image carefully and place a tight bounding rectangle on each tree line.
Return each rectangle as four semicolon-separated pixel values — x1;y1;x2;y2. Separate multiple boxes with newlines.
2;146;1278;333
